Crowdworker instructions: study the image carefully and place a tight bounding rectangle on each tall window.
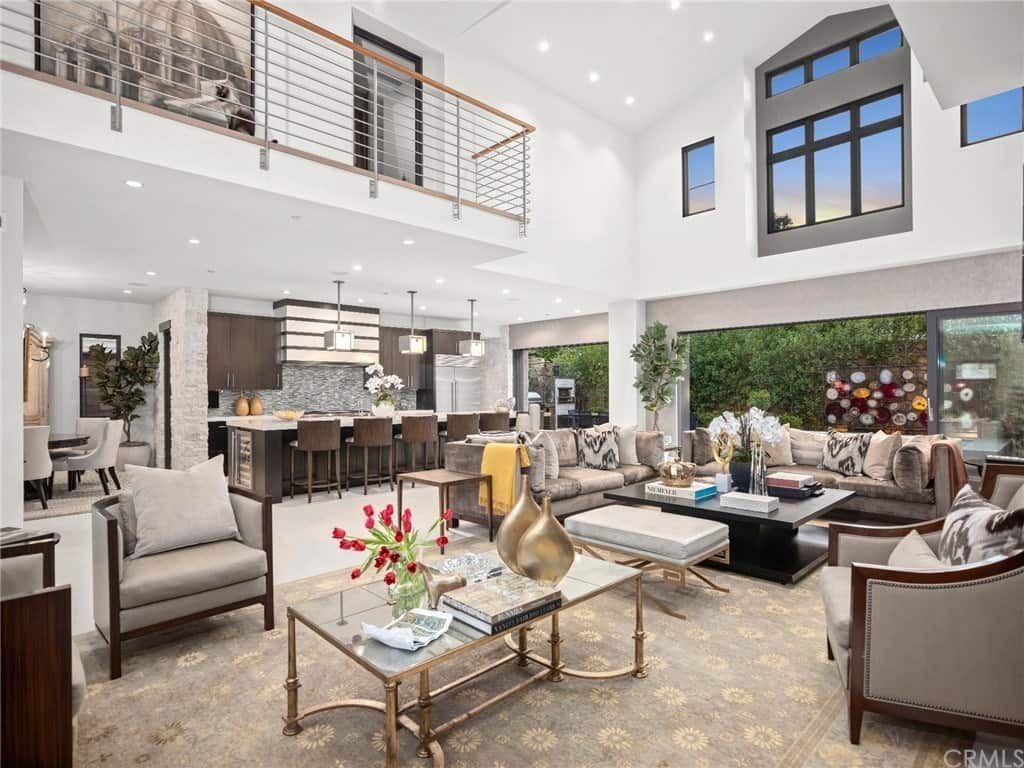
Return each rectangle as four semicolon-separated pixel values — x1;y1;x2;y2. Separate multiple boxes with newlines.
682;138;715;216
768;88;903;232
767;23;902;97
961;87;1024;146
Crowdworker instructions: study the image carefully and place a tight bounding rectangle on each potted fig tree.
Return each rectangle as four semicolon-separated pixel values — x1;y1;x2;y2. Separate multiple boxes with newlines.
90;332;159;469
629;321;687;430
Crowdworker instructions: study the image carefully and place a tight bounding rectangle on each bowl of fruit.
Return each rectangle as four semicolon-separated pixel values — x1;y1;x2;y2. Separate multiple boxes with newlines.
272;409;304;421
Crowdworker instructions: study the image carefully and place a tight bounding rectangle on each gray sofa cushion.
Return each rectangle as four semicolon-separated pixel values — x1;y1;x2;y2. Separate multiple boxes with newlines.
893;445;927;492
544;476;582;501
635;431;665;469
837;475;935;505
789;464;845;488
531;430;560;479
559;467;625;494
609;464;658;485
112;493;139;556
543;429;578;467
566;505;728;563
887;530;942;569
790;428;828;467
120;539;267;609
692;428;715;465
821;566;851;650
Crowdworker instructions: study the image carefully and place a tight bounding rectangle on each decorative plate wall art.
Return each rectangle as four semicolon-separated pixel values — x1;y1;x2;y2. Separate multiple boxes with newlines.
823;366;928;433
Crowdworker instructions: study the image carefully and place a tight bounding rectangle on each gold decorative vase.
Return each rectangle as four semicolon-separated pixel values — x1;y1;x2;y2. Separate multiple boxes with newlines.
516;497;575;587
249;394;264;416
421;566;467;610
495;474;542;576
234;395;250;416
659;455;696;487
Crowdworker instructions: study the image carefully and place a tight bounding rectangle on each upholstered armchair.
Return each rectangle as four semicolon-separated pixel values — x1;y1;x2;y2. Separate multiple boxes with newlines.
822;465;1024;744
92;487;274;679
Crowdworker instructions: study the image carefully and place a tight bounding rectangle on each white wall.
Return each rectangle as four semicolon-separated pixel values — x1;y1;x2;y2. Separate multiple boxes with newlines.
607;300;647;429
1;176;25;527
633;57;1024;300
23;294;157;444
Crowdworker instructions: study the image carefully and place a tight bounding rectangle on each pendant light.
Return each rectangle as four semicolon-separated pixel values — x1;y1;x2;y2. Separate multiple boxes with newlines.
459;298;485;357
323;279;354;351
399;290;427;355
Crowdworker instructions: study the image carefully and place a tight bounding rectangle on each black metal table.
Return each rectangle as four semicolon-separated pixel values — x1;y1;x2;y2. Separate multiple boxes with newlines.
603;483;855;584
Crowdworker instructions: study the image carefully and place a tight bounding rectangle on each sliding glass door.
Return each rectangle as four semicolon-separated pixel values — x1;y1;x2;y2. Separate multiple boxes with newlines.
929;305;1024;461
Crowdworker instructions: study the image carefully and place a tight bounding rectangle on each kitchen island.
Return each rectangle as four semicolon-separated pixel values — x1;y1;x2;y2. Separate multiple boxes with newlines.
221;411;507;502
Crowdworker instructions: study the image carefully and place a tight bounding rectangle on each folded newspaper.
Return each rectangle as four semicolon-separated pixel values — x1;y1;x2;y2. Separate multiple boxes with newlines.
362;609;452;651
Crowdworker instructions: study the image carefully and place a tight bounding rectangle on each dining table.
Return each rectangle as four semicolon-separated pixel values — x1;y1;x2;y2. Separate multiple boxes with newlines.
47;433;89;450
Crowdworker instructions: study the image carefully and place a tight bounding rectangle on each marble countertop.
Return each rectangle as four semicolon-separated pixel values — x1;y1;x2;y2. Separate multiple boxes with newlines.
216;411;502;430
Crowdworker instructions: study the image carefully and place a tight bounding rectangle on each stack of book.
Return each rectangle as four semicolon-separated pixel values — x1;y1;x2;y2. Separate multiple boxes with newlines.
766;472;823;499
720;491;780;513
645;480;717;501
440;572;562;635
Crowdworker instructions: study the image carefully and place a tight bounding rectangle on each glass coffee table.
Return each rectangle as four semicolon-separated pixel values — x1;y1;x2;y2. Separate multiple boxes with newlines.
283;552;646;766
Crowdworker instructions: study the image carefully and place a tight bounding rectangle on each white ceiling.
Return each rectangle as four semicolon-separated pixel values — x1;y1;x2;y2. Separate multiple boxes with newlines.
6;132;618;326
361;0;861;133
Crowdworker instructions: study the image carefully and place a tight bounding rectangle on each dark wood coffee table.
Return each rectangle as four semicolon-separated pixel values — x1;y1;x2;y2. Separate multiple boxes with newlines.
603;483;854;584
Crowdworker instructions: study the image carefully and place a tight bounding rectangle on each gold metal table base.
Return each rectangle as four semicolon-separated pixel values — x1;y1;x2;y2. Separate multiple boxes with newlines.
283;574;646;767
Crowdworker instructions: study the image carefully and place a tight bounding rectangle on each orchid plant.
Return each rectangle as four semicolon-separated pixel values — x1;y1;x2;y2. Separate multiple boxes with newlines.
332;503;451;594
707;407;783;467
364;363;405;409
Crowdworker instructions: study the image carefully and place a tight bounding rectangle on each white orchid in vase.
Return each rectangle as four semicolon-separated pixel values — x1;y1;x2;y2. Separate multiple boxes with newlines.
707;407;783;495
365;363;405;415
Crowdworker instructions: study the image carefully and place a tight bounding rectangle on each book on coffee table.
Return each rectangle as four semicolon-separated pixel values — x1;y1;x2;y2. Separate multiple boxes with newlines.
766;472;816;489
440;572;562;635
645;480;717;500
720;491;780;513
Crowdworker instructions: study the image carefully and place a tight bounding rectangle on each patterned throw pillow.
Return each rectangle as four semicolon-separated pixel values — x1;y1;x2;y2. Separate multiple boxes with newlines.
938;485;1024;565
820;430;872;476
575;428;619;470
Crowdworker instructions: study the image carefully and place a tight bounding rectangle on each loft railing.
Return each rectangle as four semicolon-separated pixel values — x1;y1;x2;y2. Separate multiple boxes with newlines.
0;0;533;230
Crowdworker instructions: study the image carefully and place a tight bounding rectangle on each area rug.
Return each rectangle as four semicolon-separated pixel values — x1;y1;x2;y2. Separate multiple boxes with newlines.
74;540;970;767
24;471;124;521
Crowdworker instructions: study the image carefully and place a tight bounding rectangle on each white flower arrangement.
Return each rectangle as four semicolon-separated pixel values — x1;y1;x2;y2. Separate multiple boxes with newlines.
707;407;783;460
365;364;404;406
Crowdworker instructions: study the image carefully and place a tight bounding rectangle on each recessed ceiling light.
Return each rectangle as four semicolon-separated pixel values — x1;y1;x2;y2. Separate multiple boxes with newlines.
124;179;143;188
625;95;635;106
402;239;415;246
554;297;563;303
145;270;157;276
357;297;365;303
435;277;444;284
669;0;681;9
703;30;714;42
353;264;363;271
282;289;291;295
419;305;427;311
501;288;510;295
122;289;133;294
574;308;581;313
537;39;550;53
516;316;524;322
588;71;600;84
188;238;200;245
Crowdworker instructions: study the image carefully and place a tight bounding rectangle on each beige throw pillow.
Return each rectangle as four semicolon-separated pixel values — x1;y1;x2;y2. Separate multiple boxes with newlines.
764;425;795;467
887;530;942;569
532;430;560;480
126;457;240;559
863;431;901;481
789;428;828;467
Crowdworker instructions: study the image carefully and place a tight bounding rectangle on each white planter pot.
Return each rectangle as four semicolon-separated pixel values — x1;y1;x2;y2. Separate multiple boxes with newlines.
371;401;396;418
118;442;151;470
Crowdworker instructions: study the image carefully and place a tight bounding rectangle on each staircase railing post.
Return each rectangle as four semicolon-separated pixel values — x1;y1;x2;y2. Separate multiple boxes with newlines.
110;0;122;131
369;58;379;198
453;99;462;220
259;6;270;170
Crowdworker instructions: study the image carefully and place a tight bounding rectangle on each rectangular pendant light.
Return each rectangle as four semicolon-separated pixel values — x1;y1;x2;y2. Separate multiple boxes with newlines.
324;279;354;351
459;298;485;357
399;289;427;355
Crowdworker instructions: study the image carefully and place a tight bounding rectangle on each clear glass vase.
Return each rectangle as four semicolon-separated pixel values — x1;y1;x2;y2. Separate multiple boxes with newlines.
749;441;769;496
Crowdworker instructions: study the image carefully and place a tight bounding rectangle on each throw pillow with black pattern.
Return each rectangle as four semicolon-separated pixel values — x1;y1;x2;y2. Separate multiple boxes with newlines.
575;428;619;470
938;484;1024;565
820;430;873;477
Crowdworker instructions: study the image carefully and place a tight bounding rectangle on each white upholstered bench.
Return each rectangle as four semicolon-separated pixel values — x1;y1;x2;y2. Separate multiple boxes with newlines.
565;504;730;618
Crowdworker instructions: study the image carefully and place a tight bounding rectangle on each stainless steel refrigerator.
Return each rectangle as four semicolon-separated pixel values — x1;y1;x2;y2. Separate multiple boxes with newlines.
433;355;482;413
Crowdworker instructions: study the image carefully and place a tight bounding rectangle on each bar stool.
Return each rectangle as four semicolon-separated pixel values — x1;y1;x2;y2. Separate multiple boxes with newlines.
346;417;394;495
290;419;342;503
479;411;511;432
393;414;439;479
438;412;480;467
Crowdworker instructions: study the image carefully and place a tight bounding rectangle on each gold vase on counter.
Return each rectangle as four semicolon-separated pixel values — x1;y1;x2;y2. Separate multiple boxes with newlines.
249;394;264;416
516;496;575;586
234;395;250;416
495;474;542;576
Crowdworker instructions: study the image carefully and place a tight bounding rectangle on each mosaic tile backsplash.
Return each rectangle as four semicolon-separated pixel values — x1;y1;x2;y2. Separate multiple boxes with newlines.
208;364;417;416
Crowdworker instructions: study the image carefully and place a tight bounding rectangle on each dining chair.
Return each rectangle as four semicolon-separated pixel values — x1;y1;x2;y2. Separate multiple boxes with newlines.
55;418;109;491
24;426;53;510
64;420;123;496
347;417;394;495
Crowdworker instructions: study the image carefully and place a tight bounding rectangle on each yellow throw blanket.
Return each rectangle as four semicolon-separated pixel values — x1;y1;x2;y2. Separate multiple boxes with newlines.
479;443;531;515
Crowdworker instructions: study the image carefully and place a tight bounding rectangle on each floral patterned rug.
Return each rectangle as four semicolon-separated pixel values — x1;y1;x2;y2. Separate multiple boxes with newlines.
74;539;970;767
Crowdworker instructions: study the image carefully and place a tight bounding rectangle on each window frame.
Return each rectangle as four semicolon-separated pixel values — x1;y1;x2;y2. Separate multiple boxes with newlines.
681;137;716;217
959;87;1024;147
766;22;903;98
766;86;905;234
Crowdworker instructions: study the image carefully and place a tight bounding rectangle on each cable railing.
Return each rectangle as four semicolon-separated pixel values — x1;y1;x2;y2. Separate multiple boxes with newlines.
0;0;534;230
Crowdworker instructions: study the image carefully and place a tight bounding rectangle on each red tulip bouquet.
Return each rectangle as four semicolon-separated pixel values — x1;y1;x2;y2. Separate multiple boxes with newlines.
332;503;452;599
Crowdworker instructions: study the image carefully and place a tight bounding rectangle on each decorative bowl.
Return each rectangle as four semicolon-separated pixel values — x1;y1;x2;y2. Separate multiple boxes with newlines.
272;409;304;421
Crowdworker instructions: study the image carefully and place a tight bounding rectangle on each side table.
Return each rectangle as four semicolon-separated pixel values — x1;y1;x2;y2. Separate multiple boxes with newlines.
395;470;494;551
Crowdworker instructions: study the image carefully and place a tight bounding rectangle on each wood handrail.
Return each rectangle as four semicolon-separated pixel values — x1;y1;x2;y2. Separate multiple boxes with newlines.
471;129;530;160
251;0;535;136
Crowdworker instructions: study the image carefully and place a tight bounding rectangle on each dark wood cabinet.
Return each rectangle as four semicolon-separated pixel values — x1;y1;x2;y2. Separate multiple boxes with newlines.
207;313;281;391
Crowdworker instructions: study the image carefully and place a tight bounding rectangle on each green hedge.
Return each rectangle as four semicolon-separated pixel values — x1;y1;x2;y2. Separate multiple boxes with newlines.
688;315;926;429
